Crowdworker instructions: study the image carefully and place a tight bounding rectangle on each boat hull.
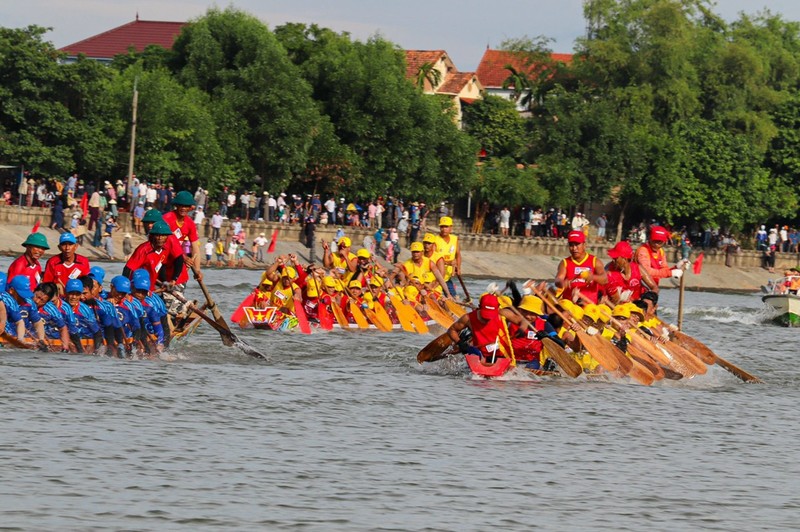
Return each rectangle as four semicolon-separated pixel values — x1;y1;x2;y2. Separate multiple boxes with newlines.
762;294;800;326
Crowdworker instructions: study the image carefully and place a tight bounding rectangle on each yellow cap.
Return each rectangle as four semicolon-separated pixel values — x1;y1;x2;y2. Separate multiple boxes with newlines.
346;203;357;211
405;285;419;299
518;295;544;315
628;303;645;318
612;304;630;319
423;233;437;244
281;266;297;279
439;216;453;226
356;248;371;259
306;279;319;298
560;300;575;313
498;295;513;309
410;242;424;252
568;305;584;321
421;271;435;284
596;304;612;322
348;279;363;289
583;304;600;322
323;276;337;288
369;275;384;287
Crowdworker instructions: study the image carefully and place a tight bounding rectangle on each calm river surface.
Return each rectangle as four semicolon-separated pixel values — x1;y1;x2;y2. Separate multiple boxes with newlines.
0;260;798;531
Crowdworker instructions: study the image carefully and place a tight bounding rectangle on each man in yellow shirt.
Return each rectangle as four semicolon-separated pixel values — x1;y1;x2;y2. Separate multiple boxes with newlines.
434;216;461;297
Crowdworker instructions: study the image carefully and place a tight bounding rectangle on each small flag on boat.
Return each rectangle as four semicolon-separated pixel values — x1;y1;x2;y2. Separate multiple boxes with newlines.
31;220;40;233
267;229;279;253
693;252;704;275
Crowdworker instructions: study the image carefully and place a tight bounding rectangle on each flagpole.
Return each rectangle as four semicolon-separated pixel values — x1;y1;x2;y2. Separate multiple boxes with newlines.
677;269;685;331
126;77;139;210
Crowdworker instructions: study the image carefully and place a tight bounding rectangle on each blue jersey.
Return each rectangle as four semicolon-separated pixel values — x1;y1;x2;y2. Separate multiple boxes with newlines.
18;299;42;329
147;294;168;317
69;301;101;338
2;292;23;335
39;301;67;340
115;300;140;339
140;297;165;344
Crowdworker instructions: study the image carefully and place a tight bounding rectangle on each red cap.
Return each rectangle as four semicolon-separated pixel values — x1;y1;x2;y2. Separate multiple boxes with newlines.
479;293;499;321
649;226;669;242
567;230;586;243
608;241;633;260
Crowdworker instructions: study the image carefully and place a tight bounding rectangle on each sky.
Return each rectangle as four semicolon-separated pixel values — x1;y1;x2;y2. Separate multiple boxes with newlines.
4;0;800;71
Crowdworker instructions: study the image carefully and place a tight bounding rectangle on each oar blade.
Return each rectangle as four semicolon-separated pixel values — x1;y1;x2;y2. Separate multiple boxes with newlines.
541;338;582;378
417;332;454;363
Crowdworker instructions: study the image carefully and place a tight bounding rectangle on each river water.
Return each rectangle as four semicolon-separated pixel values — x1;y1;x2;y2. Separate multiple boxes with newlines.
0;261;798;531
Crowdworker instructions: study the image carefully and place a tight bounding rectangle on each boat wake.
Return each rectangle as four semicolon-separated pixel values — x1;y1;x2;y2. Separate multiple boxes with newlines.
660;305;777;326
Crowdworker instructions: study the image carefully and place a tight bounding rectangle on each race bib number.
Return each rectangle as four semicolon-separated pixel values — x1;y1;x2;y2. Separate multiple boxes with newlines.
68;269;81;279
174;228;183;239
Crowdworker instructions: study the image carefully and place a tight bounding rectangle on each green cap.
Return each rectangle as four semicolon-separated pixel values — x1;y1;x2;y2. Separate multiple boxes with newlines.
22;233;50;249
173;190;196;206
142;209;163;223
149;221;173;236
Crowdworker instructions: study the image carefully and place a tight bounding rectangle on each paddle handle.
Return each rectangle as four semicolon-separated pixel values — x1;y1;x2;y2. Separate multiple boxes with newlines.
457;274;471;302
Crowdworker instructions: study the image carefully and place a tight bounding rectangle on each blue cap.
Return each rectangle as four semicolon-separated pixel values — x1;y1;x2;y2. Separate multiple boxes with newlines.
89;266;105;284
59;232;77;245
65;279;84;294
132;269;151;291
0;272;7;293
9;276;33;299
110;275;131;294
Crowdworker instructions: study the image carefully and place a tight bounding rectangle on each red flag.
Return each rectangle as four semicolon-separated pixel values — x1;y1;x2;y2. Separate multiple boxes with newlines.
31;220;40;233
80;193;88;218
693;252;704;275
267;229;279;253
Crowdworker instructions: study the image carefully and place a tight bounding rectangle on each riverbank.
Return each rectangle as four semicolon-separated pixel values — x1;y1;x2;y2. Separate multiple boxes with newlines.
0;207;778;293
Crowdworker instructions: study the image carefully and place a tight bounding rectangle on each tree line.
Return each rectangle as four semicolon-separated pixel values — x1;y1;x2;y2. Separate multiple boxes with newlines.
2;2;800;235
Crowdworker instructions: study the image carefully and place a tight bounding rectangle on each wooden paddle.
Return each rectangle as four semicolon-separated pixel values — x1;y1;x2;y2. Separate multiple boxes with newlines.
317;300;334;331
417;332;455;363
457;274;472;303
535;288;633;377
1;332;35;350
541;337;582;378
423;295;456;328
371;300;395;331
293;298;312;334
189;263;234;346
670;329;763;383
364;307;392;332
443;298;469;319
165;288;267;360
330;300;351;329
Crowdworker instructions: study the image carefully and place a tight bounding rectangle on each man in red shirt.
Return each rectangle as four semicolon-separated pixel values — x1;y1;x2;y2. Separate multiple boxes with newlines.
123;221;185;292
604;240;658;304
162;190;203;283
42;232;91;296
634;226;685;287
555;230;607;304
7;233;50;289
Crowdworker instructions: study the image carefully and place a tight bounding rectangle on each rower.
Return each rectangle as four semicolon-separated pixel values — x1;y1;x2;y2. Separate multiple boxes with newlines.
509;295;561;370
266;264;302;314
32;281;76;351
0;272;26;341
108;276;141;357
421;233;446;279
42;232;92;296
64;278;104;352
604;240;657;304
131;269;166;353
162;190;203;282
634;226;686;287
399;242;451;297
322;236;357;276
123;221;185;293
434;217;461;296
79;274;123;358
7;233;49;288
8;276;46;345
447;293;533;364
555;230;607;304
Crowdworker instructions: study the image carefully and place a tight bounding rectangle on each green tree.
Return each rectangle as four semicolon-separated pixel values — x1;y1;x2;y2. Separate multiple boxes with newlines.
415;61;442;90
171;7;328;192
462;95;526;159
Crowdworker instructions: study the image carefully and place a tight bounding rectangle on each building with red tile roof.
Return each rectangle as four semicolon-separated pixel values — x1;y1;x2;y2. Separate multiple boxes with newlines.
404;50;482;127
59;15;187;63
476;48;573;112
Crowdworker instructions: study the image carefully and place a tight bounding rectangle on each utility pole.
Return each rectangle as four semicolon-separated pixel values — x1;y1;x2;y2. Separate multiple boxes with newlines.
126;77;139;210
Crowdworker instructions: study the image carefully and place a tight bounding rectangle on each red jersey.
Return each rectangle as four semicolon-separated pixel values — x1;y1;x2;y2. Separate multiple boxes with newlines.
124;239;184;291
508;317;546;363
467;310;512;359
561;253;600;303
162;211;199;253
635;244;671;286
7;254;43;289
42;254;91;287
605;262;645;301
